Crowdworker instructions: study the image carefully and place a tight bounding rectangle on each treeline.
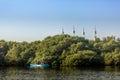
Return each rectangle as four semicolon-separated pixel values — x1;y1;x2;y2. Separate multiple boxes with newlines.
0;34;120;67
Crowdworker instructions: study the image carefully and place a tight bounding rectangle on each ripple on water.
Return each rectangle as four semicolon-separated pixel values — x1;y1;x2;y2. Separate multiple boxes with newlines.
0;66;120;80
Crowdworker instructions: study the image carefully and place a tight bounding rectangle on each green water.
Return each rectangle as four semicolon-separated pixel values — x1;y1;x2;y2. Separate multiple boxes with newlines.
0;66;120;80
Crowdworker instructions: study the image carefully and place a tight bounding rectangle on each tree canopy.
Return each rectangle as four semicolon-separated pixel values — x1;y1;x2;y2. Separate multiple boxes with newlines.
0;34;120;67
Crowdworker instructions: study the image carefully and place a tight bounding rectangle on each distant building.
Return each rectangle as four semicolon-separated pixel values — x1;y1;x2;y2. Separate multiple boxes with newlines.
94;27;97;40
73;26;75;36
62;28;64;35
83;27;85;38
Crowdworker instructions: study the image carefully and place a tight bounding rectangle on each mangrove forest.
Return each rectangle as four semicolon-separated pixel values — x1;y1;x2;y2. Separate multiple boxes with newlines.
0;34;120;67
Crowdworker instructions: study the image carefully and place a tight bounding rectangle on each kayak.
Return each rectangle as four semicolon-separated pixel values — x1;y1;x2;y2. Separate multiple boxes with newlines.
30;63;49;68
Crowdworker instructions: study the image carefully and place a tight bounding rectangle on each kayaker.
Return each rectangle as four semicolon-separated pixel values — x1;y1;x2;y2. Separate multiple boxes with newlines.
36;61;40;64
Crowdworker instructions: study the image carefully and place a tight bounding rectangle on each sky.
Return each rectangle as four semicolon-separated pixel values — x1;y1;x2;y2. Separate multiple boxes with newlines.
0;0;120;42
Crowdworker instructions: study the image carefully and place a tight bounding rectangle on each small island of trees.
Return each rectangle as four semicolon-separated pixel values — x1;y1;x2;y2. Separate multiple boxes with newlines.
0;34;120;67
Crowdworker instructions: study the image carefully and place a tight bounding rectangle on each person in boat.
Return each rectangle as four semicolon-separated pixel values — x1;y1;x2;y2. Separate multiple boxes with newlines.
41;60;47;64
36;61;40;64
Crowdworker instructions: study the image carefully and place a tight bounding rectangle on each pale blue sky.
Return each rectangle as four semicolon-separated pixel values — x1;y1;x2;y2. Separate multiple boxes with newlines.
0;0;120;41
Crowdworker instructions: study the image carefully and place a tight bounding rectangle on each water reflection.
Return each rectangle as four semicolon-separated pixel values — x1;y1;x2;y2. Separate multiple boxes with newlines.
0;66;120;80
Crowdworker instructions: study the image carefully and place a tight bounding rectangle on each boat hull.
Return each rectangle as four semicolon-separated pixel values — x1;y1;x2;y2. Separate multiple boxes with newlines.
30;64;49;68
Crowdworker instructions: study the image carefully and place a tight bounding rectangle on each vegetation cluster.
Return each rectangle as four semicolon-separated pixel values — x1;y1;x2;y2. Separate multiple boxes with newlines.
0;34;120;67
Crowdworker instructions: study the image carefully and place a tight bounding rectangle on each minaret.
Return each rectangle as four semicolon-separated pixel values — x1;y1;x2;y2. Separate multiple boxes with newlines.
94;27;97;40
62;27;64;35
73;25;75;36
83;27;85;38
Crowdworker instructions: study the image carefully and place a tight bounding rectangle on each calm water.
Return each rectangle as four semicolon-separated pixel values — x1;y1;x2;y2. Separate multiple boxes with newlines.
0;66;120;80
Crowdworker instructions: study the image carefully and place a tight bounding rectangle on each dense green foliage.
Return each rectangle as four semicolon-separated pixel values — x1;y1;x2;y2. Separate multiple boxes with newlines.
0;34;120;67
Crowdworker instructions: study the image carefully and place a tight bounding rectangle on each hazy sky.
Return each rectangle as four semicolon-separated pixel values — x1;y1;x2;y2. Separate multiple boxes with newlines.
0;0;120;42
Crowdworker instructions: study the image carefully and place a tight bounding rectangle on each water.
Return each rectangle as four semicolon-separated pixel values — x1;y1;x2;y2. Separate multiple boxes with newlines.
0;66;120;80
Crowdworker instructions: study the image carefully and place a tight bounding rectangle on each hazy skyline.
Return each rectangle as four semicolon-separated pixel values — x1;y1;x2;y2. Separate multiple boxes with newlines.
0;0;120;42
